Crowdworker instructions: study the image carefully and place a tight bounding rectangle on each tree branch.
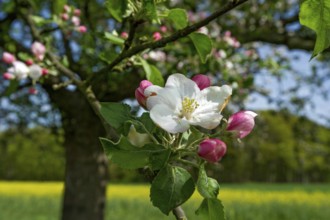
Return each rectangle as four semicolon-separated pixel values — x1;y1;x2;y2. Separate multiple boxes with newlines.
21;9;118;140
94;0;249;77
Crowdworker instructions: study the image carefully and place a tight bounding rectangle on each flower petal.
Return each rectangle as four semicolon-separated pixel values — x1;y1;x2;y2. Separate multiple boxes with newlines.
146;87;181;111
150;104;189;133
202;85;232;111
166;73;200;98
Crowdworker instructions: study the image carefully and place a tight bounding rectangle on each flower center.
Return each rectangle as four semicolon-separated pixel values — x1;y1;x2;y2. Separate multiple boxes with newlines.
181;97;199;120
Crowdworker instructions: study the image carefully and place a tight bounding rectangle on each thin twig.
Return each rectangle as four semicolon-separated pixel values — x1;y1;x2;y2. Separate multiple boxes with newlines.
94;0;249;78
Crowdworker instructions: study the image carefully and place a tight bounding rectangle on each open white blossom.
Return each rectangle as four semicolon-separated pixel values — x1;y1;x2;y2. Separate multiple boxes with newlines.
145;74;232;133
29;64;42;80
7;61;29;80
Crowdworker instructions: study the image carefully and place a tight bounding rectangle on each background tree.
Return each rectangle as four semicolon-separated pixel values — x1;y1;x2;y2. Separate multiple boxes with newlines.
0;0;329;220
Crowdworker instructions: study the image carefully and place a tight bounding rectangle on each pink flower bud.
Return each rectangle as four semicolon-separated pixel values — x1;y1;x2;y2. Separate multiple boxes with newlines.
77;25;87;33
227;111;257;139
153;32;162;41
192;74;211;90
120;32;128;39
63;5;71;13
224;31;231;37
31;42;46;61
74;9;81;16
71;16;80;26
25;59;33;66
60;13;69;21
3;72;15;80
29;87;38;95
135;80;153;109
198;139;227;163
42;68;49;75
2;52;16;64
160;26;167;33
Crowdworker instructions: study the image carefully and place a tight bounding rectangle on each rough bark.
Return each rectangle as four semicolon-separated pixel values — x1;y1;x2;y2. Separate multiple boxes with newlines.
48;88;108;220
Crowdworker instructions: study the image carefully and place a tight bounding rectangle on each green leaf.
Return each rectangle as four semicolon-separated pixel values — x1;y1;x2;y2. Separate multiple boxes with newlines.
197;164;219;199
105;0;127;22
135;112;156;134
168;8;188;30
140;58;164;86
100;102;132;129
4;80;19;96
196;198;226;220
100;137;148;169
53;0;66;15
189;33;213;63
31;16;51;26
299;0;330;58
140;0;159;22
186;126;204;147
150;165;195;215
104;32;125;45
149;149;171;170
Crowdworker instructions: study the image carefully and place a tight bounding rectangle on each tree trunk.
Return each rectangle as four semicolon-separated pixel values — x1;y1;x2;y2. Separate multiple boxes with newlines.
48;89;108;220
61;114;107;220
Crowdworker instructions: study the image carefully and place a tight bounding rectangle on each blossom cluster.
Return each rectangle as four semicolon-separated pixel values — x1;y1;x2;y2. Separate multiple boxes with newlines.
2;42;48;94
135;74;257;163
60;5;87;33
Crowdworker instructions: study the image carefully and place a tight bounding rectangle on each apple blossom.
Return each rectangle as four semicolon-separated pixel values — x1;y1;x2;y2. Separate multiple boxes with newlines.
226;111;257;139
160;26;167;33
3;72;15;80
153;32;162;41
25;59;33;66
135;80;153;109
198;138;227;163
192;74;211;90
120;32;129;39
31;42;46;61
28;64;43;80
145;74;232;133
7;61;29;79
77;25;87;33
148;51;166;62
61;13;69;21
71;16;80;26
63;5;71;13
28;87;38;95
42;68;49;76
74;9;81;16
2;52;16;64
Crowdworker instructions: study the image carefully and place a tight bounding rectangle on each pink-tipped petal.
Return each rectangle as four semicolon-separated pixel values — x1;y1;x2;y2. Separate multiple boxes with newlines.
2;52;16;64
192;74;211;90
198;139;227;163
227;111;257;138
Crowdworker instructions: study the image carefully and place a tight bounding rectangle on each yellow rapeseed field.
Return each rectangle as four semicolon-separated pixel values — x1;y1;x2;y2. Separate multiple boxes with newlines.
0;181;329;208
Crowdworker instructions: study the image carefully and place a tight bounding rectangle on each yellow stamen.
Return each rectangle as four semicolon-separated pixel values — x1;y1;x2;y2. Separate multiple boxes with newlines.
181;97;199;120
220;96;231;112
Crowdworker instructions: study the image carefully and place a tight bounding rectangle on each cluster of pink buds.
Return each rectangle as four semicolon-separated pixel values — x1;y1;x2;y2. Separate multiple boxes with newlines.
1;41;49;95
223;31;240;48
134;74;257;164
60;5;87;33
198;110;257;163
152;32;162;41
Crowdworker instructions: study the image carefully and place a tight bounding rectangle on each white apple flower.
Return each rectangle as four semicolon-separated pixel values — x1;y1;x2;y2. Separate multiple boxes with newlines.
144;74;232;133
28;64;42;80
7;61;29;80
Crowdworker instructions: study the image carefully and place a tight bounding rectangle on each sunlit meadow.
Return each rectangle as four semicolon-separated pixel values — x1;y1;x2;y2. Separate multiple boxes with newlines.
0;182;329;220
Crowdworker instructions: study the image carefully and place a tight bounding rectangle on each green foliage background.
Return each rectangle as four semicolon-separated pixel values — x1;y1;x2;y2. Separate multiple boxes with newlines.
1;110;329;182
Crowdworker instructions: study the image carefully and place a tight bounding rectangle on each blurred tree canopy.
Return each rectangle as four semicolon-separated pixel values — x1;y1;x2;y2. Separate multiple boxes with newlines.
0;0;330;219
1;110;329;183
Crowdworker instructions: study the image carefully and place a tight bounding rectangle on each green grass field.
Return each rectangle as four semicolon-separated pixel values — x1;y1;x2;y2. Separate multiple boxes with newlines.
0;182;329;220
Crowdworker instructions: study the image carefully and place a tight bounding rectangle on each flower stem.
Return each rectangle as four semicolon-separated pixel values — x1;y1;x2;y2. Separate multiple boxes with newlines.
173;206;187;220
